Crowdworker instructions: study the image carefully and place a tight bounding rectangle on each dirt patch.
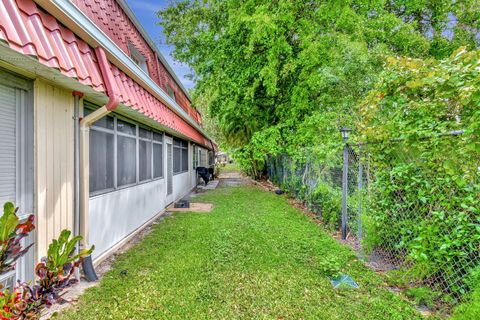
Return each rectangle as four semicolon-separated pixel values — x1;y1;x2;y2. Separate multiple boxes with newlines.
251;179;277;192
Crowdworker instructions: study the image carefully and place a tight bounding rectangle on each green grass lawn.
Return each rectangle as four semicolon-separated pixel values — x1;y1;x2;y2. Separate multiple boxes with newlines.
58;183;421;320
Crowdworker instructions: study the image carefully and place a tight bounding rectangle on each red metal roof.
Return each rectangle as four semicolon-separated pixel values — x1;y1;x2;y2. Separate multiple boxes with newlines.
70;0;199;123
0;0;212;147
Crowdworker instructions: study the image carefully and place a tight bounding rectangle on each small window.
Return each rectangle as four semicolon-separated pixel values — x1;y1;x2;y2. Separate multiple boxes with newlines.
173;138;188;174
139;139;152;182
208;151;215;166
139;127;152;139
153;132;163;142
173;147;181;173
181;148;188;171
89;112;114;130
166;85;176;101
128;42;148;74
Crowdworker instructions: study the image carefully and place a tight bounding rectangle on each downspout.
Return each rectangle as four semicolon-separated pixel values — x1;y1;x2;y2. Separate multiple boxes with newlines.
72;90;83;280
79;47;120;281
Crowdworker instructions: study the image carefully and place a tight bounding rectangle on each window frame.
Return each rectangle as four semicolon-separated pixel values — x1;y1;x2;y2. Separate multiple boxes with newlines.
166;84;176;101
87;104;165;197
173;138;189;175
192;144;198;169
128;41;149;75
89;115;116;196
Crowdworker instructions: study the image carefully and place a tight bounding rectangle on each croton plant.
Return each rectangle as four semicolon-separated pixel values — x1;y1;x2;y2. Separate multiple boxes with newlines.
0;202;94;319
0;202;35;275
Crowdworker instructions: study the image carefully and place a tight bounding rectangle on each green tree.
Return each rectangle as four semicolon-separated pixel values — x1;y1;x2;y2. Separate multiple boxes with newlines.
159;0;478;176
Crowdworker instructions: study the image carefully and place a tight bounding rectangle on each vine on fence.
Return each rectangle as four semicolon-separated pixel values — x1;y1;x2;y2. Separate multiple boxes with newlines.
268;49;479;305
359;48;479;297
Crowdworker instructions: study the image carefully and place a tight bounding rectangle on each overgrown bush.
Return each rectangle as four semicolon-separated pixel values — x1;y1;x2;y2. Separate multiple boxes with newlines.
268;155;344;230
360;48;480;295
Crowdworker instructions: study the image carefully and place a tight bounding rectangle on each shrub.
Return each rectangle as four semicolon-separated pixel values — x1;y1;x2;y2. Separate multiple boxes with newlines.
0;203;35;274
0;202;94;319
359;48;480;295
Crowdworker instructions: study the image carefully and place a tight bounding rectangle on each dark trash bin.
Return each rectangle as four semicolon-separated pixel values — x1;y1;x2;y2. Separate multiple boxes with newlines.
196;167;210;185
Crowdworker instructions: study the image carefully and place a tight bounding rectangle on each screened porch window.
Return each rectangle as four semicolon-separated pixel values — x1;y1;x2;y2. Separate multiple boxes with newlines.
87;105;164;195
173;138;188;174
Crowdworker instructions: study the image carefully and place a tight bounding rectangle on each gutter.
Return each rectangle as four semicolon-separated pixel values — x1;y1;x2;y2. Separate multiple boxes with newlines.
79;47;120;281
72;90;83;280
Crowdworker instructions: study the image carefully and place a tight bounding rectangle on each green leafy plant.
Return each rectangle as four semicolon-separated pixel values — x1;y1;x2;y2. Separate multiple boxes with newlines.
0;286;39;320
318;256;343;278
406;287;440;309
451;283;480;320
0;202;35;274
360;48;480;295
26;230;94;309
1;227;94;319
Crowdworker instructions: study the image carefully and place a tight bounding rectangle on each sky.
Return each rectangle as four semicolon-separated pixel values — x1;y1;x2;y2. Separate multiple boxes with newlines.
125;0;195;89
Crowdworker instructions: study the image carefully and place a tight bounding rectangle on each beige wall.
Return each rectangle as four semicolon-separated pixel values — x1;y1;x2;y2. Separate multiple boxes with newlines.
34;79;74;261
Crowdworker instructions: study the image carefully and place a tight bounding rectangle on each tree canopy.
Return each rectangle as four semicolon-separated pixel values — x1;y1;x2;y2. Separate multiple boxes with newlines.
158;0;479;176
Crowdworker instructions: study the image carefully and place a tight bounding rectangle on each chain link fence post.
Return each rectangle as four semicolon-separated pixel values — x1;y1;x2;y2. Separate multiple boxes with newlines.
341;127;351;240
357;144;365;260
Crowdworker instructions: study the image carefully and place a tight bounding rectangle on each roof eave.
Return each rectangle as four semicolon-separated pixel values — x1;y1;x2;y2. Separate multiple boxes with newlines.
33;0;208;140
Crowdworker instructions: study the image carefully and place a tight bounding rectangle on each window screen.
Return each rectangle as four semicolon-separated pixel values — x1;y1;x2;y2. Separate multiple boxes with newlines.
181;148;188;171
87;104;170;195
192;145;198;168
173;138;188;174
117;119;136;135
153;142;163;178
173;146;181;173
139;139;152;181
89;129;115;193
117;135;137;186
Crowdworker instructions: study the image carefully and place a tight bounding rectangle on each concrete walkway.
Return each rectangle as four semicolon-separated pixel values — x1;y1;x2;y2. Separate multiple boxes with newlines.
218;168;250;187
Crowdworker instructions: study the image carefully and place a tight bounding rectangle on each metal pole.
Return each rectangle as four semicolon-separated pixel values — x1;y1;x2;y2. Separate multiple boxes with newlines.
342;142;349;240
357;148;363;241
72;91;82;280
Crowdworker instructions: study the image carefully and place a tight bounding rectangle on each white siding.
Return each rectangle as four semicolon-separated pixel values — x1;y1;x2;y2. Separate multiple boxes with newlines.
172;171;192;202
34;79;74;261
89;178;166;259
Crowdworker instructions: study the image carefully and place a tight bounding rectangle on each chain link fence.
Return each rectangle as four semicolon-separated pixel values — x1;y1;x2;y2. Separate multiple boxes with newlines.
266;132;479;304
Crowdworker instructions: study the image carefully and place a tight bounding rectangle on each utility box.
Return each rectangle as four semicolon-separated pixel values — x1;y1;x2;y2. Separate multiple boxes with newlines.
174;200;190;208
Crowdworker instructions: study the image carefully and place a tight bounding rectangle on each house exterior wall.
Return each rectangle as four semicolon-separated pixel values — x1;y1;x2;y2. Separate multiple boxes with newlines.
0;0;212;148
0;0;215;277
34;79;75;261
89;178;166;260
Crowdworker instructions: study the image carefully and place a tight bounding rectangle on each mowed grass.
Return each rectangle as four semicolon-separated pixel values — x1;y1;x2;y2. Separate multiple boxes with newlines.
59;183;421;319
